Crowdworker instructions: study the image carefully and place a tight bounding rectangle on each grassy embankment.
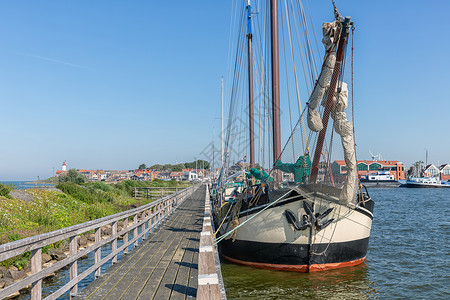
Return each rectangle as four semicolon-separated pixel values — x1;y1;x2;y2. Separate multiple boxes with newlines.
0;179;190;269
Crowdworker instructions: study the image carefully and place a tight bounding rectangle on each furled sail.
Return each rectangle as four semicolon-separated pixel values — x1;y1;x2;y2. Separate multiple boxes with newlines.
330;82;358;205
307;21;340;132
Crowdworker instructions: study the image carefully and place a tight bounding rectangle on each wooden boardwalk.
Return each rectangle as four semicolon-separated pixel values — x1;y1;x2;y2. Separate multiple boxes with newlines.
75;186;206;300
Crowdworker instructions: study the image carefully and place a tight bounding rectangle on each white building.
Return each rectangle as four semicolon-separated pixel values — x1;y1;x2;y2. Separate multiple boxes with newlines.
183;171;198;181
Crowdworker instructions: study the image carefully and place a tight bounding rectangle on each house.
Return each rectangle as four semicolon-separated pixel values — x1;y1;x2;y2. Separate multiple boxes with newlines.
130;174;144;181
331;160;406;180
423;164;439;177
157;171;171;180
55;170;66;177
183;171;198;181
78;169;93;181
439;164;450;180
170;172;184;181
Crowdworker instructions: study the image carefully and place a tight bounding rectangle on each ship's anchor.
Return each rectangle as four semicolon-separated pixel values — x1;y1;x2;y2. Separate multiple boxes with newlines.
284;202;334;231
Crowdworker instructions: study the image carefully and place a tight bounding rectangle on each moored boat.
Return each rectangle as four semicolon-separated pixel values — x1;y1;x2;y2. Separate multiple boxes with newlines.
213;0;374;273
360;170;401;188
405;177;450;188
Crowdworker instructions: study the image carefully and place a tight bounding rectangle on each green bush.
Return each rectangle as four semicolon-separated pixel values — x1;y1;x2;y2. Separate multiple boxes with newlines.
56;182;115;204
58;169;86;184
0;183;13;198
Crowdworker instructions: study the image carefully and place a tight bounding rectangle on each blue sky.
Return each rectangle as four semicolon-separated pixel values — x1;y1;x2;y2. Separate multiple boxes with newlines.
0;0;449;180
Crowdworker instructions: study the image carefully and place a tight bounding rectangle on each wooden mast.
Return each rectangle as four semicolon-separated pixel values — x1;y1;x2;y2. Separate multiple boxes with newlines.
310;17;352;182
247;0;255;168
270;0;281;181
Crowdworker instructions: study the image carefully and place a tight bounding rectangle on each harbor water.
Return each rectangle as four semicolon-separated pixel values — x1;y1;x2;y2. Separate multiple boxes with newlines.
0;181;54;189
221;188;449;299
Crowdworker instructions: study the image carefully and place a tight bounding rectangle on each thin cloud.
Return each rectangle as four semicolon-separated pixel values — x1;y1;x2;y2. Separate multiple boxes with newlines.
18;52;94;70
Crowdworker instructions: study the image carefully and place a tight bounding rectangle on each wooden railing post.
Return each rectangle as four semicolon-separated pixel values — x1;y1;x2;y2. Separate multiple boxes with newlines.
95;228;101;277
31;248;42;300
112;221;118;263
143;210;148;240
69;235;78;297
134;214;138;247
123;218;129;254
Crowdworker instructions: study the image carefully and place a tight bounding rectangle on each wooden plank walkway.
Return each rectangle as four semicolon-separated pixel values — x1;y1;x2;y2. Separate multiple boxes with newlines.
75;186;206;300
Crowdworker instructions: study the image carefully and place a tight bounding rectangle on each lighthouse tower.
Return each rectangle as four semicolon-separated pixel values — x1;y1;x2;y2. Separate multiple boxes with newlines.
62;161;67;171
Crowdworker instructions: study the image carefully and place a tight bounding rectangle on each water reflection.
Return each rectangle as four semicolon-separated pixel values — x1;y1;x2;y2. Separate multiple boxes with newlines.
222;260;378;299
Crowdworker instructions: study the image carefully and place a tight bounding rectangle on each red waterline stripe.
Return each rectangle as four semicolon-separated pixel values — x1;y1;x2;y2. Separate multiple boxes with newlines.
222;255;366;273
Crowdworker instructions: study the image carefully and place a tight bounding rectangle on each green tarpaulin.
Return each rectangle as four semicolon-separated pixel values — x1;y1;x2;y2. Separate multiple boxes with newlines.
246;168;274;182
274;154;311;183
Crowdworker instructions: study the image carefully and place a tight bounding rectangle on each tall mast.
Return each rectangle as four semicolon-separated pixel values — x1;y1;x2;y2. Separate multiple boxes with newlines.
247;0;255;168
270;0;281;180
310;17;352;182
221;76;224;168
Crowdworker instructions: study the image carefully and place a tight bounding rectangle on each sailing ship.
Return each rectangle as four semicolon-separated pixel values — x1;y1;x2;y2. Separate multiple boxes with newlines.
213;0;374;272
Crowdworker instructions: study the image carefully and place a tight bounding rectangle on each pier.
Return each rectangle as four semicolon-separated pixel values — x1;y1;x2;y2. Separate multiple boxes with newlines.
0;184;225;300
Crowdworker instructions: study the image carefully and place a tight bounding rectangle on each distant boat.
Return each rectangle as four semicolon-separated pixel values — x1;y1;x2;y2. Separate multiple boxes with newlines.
405;177;450;188
360;171;400;188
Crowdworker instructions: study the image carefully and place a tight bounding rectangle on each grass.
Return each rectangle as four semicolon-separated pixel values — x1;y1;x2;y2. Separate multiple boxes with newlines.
0;180;191;269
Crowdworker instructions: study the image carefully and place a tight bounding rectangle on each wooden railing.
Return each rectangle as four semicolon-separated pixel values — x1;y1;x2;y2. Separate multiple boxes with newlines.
133;186;182;200
197;185;226;300
0;184;200;300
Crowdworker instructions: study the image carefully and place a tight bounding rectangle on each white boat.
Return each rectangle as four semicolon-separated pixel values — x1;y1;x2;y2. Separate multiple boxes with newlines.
406;177;450;188
360;170;400;188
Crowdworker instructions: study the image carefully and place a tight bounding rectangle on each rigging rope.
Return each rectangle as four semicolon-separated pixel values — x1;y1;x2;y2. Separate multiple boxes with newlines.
280;1;297;161
351;25;356;155
284;0;308;152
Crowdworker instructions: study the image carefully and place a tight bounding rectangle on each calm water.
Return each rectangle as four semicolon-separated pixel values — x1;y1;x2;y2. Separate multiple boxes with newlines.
0;181;54;189
221;188;450;299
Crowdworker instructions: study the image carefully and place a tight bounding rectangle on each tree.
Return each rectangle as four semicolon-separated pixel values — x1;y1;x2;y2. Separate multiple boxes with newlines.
163;164;173;170
58;169;86;184
172;164;185;172
138;163;147;170
150;164;164;171
184;160;210;170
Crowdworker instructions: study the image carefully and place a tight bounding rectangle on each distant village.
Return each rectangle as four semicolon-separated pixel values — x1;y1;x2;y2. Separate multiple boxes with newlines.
55;158;450;183
55;161;211;182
